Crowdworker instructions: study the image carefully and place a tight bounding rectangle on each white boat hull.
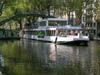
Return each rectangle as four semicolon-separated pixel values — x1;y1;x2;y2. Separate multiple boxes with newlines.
22;34;89;45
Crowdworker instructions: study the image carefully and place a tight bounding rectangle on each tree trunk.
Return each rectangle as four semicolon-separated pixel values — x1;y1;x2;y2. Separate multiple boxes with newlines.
18;19;22;30
0;0;5;16
47;5;50;16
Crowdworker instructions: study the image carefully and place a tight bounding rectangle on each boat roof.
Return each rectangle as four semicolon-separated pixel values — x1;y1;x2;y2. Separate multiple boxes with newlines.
39;25;82;30
24;25;82;31
57;25;82;30
38;18;68;22
47;18;68;21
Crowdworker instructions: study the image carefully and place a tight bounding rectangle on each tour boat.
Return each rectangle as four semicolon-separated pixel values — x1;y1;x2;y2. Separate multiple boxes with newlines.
20;18;89;45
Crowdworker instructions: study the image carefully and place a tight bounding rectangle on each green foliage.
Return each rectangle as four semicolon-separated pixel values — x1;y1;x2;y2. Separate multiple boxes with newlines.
96;0;100;21
0;0;84;29
0;0;83;17
2;0;31;17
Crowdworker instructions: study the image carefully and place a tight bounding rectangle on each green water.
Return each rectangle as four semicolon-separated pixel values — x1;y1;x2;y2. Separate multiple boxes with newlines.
0;40;100;75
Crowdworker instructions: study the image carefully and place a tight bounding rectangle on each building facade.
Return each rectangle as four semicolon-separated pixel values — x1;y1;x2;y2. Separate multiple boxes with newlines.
81;0;97;38
96;0;100;36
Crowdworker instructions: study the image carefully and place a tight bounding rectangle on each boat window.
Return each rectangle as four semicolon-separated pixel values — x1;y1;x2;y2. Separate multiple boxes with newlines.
66;30;80;35
82;31;88;36
37;31;45;38
48;21;67;26
24;31;32;35
46;30;56;36
46;30;51;36
39;21;46;26
33;31;38;35
58;30;67;37
33;23;38;28
74;30;79;35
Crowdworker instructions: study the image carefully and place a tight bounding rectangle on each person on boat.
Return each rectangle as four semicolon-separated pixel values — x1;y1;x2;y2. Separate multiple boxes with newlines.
75;30;78;35
70;30;74;35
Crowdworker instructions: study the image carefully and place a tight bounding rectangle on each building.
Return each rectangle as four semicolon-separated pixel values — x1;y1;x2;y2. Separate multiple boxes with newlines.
81;0;97;38
96;0;100;37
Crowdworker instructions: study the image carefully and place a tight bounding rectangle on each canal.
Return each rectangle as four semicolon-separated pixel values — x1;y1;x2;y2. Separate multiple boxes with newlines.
0;40;100;75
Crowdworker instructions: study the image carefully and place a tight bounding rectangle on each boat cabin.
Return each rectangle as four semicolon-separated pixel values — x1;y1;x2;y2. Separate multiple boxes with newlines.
23;18;85;38
57;26;82;37
38;18;68;27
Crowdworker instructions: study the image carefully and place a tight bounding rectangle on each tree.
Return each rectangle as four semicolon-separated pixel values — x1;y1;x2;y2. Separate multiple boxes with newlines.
0;0;84;29
0;0;5;16
96;0;100;21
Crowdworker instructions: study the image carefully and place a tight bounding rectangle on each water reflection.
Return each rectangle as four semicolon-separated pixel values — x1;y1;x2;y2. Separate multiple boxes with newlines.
0;40;100;75
0;54;4;75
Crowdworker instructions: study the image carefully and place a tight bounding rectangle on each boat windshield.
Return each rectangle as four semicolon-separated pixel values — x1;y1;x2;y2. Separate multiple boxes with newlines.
48;21;67;26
